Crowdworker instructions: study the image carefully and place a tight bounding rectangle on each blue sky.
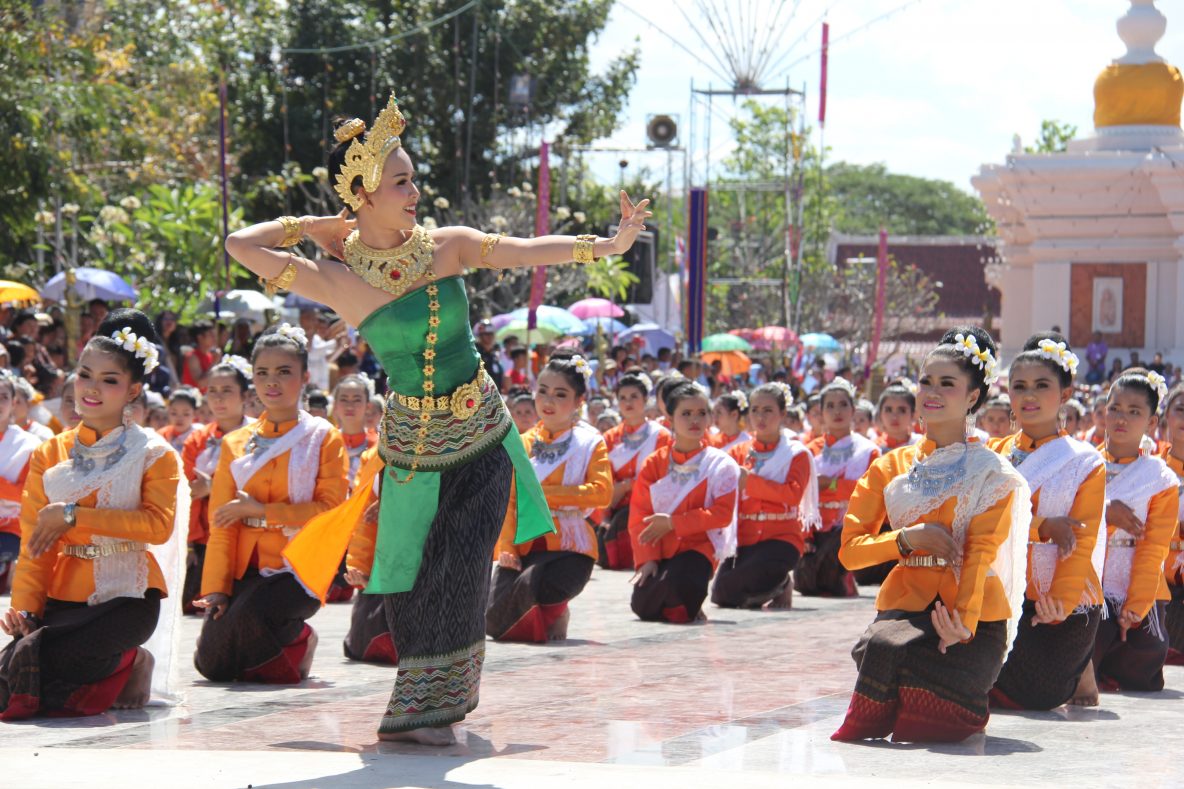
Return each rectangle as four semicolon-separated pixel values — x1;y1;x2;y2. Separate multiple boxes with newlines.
578;0;1184;195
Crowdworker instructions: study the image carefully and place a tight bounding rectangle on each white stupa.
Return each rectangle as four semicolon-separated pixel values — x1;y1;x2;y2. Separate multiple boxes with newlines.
973;0;1184;367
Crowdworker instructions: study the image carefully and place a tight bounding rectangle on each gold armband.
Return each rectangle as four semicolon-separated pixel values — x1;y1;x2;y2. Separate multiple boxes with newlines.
260;257;298;296
480;233;505;268
276;216;305;248
573;234;597;265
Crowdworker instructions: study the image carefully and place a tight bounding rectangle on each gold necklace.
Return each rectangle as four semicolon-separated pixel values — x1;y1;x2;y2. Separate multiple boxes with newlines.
343;224;435;299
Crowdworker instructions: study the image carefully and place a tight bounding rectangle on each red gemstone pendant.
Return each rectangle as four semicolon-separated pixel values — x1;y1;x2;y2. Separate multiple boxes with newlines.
466;399;476;408
390;270;402;280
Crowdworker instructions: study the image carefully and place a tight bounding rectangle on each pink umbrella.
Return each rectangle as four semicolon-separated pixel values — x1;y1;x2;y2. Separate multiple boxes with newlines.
568;297;625;319
752;326;798;347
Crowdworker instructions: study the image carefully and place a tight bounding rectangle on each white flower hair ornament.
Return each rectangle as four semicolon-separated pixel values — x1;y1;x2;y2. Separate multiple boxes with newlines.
729;389;749;411
570;355;593;381
275;323;309;349
1037;339;1079;378
952;332;1000;386
110;327;160;375
1146;370;1169;403
827;376;857;398
635;372;654;394
224;355;254;379
772;381;795;405
898;378;919;395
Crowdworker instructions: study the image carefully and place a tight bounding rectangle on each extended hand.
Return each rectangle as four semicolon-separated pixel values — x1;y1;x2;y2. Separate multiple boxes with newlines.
607;191;653;255
1118;608;1143;641
344;568;370;587
190;470;212;500
0;607;36;637
363;500;380;525
29;502;72;558
193;593;230;620
306;209;357;261
631;560;659;587
212;490;265;528
1107;501;1144;538
932;601;971;654
1039;516;1081;559
901;523;960;564
1031;594;1067;626
638;513;674;545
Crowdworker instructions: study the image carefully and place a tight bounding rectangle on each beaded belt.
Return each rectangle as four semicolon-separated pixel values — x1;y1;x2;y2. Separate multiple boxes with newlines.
243;517;282;530
379;365;511;473
820;502;847;509
63;542;146;560
1109;536;1137;548
900;555;949;568
740;511;799;522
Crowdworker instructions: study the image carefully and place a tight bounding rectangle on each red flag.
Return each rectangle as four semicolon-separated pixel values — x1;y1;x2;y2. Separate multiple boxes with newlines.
819;22;829;128
527;141;551;332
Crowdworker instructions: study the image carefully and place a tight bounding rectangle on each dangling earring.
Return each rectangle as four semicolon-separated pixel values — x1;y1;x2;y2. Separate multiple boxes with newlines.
964;411;977;438
122;403;135;428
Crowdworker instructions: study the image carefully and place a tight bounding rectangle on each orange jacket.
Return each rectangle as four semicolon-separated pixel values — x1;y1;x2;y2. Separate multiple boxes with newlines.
628;445;737;571
181;421;242;545
345;447;384;576
1161;448;1184;587
838;439;1018;636
730;438;810;552
200;415;348;597
602;420;673;482
1103;450;1179;619
809;433;880;531
990;431;1106;611
13;425;180;616
497;425;613;561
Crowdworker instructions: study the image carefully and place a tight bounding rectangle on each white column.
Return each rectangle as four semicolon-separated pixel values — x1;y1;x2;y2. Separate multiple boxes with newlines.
999;265;1032;357
1031;262;1072;337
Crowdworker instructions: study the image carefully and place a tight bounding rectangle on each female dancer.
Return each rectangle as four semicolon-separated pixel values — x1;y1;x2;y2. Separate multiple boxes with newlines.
225;93;650;744
0;373;43;594
798;378;879;597
486;355;613;642
1161;384;1184;664
180;356;253;613
874;382;921;453
832;327;1029;743
853;398;877;441
629;381;740;623
193;327;348;684
977;396;1013;441
988;333;1106;710
1;309;187;718
158;388;200;452
1092;369;1179;691
712;383;818;609
598;371;671;570
333;374;378;488
708;390;750;452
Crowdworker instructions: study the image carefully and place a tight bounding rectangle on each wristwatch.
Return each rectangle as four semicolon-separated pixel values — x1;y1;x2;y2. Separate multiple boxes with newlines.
63;503;77;527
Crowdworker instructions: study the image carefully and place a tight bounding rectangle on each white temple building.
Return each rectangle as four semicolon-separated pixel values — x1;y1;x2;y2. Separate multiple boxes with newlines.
973;0;1184;365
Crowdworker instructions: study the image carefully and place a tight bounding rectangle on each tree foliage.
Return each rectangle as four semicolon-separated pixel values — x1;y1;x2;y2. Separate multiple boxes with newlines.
828;162;991;236
1024;119;1077;154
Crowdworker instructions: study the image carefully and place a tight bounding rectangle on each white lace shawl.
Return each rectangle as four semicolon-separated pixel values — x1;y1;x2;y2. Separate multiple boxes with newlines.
1014;436;1105;603
1102;454;1178;608
607;420;667;475
719;430;752;454
648;446;741;562
744;435;822;532
531;422;603;554
814;432;879;479
0;426;41;520
230;411;333;539
194;417;253;476
41;425;190;705
883;442;1031;656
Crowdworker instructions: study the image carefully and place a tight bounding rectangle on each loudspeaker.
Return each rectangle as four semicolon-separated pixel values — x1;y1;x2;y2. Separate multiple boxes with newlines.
610;223;658;304
646;114;678;148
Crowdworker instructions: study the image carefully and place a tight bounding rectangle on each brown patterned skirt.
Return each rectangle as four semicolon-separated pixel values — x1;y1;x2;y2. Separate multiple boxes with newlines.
991;600;1101;710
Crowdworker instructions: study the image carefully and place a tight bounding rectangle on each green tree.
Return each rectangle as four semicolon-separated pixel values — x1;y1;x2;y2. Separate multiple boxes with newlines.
1025;119;1077;154
827;162;991;236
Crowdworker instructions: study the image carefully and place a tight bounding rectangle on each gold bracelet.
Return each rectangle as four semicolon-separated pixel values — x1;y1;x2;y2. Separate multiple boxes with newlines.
260;256;299;296
573;234;597;265
276;216;304;248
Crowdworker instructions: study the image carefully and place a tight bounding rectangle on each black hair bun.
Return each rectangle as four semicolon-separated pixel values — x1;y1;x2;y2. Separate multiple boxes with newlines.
96;307;161;348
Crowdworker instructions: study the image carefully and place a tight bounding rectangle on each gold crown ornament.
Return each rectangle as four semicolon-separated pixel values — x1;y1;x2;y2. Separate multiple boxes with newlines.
333;94;408;211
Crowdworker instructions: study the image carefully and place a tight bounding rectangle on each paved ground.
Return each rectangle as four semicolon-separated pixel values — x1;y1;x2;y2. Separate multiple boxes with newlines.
3;568;1181;788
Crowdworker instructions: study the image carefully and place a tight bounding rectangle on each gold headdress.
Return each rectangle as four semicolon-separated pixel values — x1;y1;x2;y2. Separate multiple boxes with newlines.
333;94;407;211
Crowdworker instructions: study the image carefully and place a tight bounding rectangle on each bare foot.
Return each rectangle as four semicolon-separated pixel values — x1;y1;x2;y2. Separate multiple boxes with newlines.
767;582;793;610
1068;662;1099;707
378;726;457;746
299;627;319;680
546;608;571;641
112;648;154;709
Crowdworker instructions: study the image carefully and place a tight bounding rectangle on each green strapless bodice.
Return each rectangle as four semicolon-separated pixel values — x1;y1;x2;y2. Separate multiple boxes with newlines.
357;276;478;396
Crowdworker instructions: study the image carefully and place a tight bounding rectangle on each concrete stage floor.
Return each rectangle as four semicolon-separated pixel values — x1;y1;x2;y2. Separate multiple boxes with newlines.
2;567;1180;788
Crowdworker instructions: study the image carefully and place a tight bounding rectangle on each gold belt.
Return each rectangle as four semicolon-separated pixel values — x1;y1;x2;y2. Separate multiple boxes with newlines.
392;362;484;420
900;555;949;568
1109;537;1138;548
243;517;282;530
820;502;847;509
63;542;146;560
740;511;799;522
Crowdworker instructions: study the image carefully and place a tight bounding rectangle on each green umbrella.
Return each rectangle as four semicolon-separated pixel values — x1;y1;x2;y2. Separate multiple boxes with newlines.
495;319;565;344
701;333;752;352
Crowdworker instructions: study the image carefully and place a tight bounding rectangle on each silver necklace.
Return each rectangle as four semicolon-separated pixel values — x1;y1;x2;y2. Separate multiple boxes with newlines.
532;431;574;465
905;443;969;499
71;427;129;475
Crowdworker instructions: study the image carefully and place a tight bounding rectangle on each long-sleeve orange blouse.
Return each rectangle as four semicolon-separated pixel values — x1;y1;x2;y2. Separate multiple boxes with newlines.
838;439;1018;636
0;430;34;538
602;420;672;482
13;424;180;617
809;433;880;531
181;421;237;545
990;431;1106;612
496;425;613;561
345;447;384;576
200;415;348;597
1161;448;1184;587
628;445;738;570
1103;451;1179;619
730;439;811;552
